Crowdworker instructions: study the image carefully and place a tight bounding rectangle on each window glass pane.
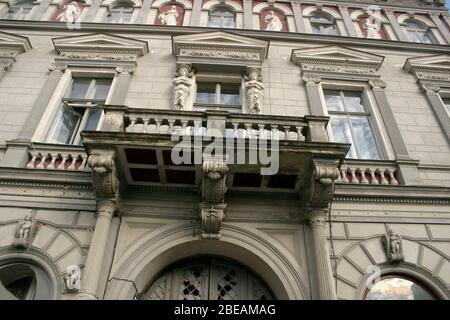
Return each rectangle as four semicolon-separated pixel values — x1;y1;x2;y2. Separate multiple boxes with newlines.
324;90;344;112
407;30;421;43
92;79;112;100
222;16;235;28
220;83;240;105
442;98;450;115
196;82;216;104
329;116;358;158
67;79;91;99
310;23;322;34
365;277;435;300
350;116;381;159
343;91;365;112
208;15;222;27
321;24;338;35
48;107;81;144
84;108;102;131
419;31;433;44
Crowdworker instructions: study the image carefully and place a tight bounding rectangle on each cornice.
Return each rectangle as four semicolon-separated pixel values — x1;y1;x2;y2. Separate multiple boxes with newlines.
1;21;450;54
334;184;450;205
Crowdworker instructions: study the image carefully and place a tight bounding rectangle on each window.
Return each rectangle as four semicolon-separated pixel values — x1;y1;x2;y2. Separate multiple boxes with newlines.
195;81;241;112
323;89;383;160
441;97;450;116
310;12;339;35
0;263;53;300
5;0;33;20
364;275;437;300
47;78;112;145
405;20;435;44
106;3;134;23
208;6;235;28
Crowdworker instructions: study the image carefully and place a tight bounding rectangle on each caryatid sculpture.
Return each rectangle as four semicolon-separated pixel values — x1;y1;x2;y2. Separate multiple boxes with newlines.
159;5;179;26
245;68;264;114
172;64;193;111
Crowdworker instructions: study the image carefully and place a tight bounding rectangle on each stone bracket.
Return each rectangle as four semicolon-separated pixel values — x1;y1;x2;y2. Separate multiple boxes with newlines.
199;203;227;240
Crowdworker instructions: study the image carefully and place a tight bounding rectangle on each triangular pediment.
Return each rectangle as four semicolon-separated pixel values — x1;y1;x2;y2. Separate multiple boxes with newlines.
404;54;450;73
291;45;385;71
172;31;269;65
52;33;149;57
0;31;32;53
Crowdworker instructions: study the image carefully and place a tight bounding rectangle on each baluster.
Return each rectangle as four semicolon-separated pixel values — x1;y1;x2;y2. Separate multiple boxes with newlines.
143;118;149;133
128;117;137;133
283;126;290;140
270;125;279;140
59;154;68;170
36;153;46;169
387;169;398;185
168;119;175;135
81;155;89;171
258;124;265;139
67;155;76;170
155;118;162;134
349;167;358;184
340;167;349;183
359;168;369;184
48;153;57;169
368;168;378;185
181;120;188;135
26;153;38;169
378;169;389;185
244;123;252;139
296;126;305;141
232;122;239;138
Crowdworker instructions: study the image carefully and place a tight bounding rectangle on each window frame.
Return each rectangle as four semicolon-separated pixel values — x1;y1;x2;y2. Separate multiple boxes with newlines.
32;68;118;145
404;19;436;44
5;0;34;20
106;3;135;24
208;5;236;29
318;80;393;160
193;72;244;113
438;89;450;117
309;12;339;36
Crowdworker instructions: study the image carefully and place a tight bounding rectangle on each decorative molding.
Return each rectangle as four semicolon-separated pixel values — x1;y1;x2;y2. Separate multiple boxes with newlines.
0;180;92;190
302;75;322;84
403;54;450;84
333;195;450;205
368;79;387;89
13;212;40;248
381;227;405;264
63;265;81;292
172;31;269;66
115;65;137;74
291;45;385;78
87;151;119;199
48;62;68;72
202;158;228;203
199;204;226;240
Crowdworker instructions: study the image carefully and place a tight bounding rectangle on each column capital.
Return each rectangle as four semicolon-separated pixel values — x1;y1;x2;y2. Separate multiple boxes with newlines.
115;65;136;75
96;200;119;218
48;63;68;73
369;79;387;89
87;150;119;200
302;75;322;84
421;83;440;93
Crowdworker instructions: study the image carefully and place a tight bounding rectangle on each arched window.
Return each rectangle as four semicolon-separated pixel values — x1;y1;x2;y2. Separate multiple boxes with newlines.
364;275;437;300
310;12;339;35
0;262;54;300
405;19;435;44
208;6;235;28
106;2;134;23
5;0;34;20
141;257;274;300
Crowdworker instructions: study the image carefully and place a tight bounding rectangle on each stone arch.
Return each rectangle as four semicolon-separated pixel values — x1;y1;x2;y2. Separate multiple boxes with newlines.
350;9;389;23
253;2;293;16
105;223;309;300
152;0;192;10
102;0;142;8
397;13;435;27
302;5;341;19
203;0;243;12
334;236;450;300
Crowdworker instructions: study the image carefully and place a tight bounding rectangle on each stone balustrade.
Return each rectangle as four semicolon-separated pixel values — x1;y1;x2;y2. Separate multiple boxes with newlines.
26;144;90;171
337;160;399;185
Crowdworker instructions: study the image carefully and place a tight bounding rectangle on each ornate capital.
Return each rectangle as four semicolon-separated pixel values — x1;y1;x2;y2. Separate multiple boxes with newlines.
13;212;39;248
306;209;328;228
48;63;68;72
421;83;440;93
96;200;118;218
0;61;13;71
116;65;136;74
302;75;321;84
369;79;387;89
202;158;228;203
199;204;226;240
87;151;119;199
382;227;405;264
304;159;340;209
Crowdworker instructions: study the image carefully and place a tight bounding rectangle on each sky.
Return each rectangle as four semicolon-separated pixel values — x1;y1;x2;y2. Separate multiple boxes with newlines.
447;0;450;12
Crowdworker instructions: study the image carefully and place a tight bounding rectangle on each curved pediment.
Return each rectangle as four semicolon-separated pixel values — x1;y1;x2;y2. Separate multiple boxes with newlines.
52;33;149;62
172;31;269;66
291;45;385;76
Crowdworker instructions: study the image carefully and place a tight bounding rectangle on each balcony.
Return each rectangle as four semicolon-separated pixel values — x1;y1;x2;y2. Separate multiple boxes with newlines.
78;105;350;195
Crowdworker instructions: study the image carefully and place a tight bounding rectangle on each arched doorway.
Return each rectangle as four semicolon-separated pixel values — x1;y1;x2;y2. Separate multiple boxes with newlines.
140;257;274;300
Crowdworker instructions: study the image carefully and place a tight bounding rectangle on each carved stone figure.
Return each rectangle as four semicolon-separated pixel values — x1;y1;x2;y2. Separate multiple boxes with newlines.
172;64;193;110
159;5;179;26
245;68;264;114
13;213;38;248
56;1;81;25
64;265;81;291
364;17;381;39
434;0;445;7
265;10;283;32
199;205;226;239
420;0;435;5
382;228;404;264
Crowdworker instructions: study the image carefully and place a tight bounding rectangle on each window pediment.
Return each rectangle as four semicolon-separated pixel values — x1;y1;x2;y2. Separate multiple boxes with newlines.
291;45;385;77
0;31;32;70
403;54;450;83
172;31;269;67
52;33;149;64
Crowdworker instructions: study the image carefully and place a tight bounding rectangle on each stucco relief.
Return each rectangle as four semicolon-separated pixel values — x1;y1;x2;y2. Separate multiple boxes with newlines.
172;63;193;111
245;67;264;114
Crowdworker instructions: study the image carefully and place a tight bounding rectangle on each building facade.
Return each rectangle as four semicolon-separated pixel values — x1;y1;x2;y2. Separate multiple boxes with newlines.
0;0;449;300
